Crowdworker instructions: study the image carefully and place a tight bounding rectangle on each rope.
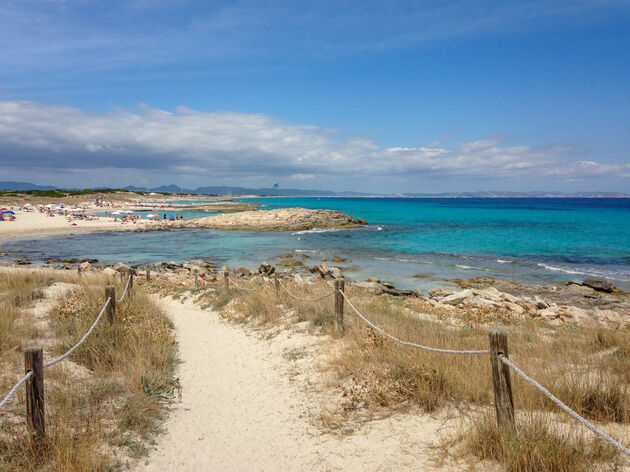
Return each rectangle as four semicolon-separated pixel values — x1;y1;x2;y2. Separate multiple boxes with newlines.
117;275;131;302
278;280;335;302
226;275;266;292
44;297;111;369
0;372;32;412
341;291;490;355
500;355;630;457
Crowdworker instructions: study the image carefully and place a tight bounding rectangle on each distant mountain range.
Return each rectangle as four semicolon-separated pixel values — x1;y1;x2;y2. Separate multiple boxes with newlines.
0;181;57;191
1;181;628;198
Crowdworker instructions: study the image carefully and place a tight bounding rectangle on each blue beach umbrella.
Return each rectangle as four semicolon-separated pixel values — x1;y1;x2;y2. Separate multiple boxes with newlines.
1;210;15;215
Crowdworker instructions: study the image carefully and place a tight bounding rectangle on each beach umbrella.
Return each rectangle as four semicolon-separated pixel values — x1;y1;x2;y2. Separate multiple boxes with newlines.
111;211;123;215
2;210;15;215
0;208;6;211
125;210;134;214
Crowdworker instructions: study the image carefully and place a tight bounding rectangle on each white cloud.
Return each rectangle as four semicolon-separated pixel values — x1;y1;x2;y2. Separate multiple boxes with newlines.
0;101;627;186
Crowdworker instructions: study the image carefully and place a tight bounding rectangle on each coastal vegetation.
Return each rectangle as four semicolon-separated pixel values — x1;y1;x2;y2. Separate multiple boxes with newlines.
198;276;629;471
0;269;177;471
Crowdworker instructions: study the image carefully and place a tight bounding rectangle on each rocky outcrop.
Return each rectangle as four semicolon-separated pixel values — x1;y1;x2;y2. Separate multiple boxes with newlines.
258;262;275;276
310;263;344;280
113;262;131;274
234;267;251;277
582;277;616;293
159;208;365;231
428;286;628;329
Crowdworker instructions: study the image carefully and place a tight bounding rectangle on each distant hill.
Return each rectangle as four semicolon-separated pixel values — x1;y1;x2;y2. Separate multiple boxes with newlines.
125;185;342;196
399;191;630;198
0;181;56;191
1;182;628;198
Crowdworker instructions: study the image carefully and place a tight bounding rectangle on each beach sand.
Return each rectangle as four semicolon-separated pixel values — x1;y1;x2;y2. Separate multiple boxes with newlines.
136;296;459;472
0;210;147;239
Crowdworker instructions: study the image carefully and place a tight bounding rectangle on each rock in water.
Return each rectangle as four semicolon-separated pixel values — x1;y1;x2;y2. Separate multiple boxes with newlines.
582;277;615;293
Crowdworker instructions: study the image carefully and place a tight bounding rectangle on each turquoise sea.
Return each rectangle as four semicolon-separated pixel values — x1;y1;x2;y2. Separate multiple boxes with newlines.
2;198;629;291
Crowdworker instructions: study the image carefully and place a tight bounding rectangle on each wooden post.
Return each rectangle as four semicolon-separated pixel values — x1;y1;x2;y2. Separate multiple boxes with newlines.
489;329;515;434
105;285;116;323
24;348;45;441
128;271;134;292
335;279;345;332
274;272;279;298
146;269;151;281
224;272;230;294
194;273;199;287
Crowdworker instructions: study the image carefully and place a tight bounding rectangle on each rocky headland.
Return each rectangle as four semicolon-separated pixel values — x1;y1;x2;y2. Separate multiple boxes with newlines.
150;207;368;231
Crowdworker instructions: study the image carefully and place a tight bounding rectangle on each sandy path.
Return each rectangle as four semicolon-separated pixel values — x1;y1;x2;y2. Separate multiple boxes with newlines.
137;296;459;472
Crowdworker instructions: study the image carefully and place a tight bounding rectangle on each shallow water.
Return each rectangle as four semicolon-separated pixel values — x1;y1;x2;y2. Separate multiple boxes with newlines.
2;197;629;291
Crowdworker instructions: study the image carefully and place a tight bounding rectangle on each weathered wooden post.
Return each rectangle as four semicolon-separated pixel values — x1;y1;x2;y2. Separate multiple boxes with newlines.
489;329;515;435
146;269;151;281
194;273;199;287
274;272;279;298
334;279;345;332
24;347;45;442
224;271;230;294
105;285;116;323
128;271;134;292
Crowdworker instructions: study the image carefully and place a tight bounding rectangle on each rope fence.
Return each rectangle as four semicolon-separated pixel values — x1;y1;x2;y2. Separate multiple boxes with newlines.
221;272;629;458
500;355;630;456
225;274;266;292
5;266;626;457
0;272;135;441
43;297;111;369
341;291;490;355
278;279;335;302
117;274;132;302
0;372;32;412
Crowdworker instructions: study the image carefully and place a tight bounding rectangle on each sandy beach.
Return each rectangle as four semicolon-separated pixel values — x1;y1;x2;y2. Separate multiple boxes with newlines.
0;210;146;239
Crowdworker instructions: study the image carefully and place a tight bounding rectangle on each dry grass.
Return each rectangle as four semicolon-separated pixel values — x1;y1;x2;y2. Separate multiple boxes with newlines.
0;269;177;471
455;412;621;472
208;277;630;469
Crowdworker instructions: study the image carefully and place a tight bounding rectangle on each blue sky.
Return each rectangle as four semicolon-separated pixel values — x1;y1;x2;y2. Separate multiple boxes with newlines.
0;0;629;193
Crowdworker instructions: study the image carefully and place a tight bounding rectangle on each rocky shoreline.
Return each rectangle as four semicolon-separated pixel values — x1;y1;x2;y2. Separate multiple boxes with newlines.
142;207;368;231
22;255;629;331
